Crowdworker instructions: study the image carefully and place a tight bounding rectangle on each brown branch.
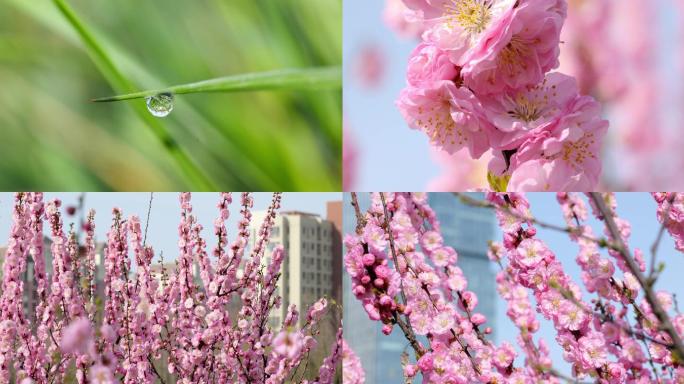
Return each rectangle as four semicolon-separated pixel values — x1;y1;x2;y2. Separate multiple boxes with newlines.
143;192;154;247
453;193;614;250
552;283;673;349
649;194;675;280
350;192;367;235
148;355;167;384
378;193;425;358
589;193;684;360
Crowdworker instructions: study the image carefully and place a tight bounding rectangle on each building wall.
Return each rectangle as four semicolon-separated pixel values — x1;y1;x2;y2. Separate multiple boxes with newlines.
326;201;343;303
250;211;335;328
428;193;497;340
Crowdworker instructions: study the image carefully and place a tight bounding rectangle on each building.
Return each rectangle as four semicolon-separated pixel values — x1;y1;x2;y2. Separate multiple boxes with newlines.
0;237;53;325
428;193;497;341
326;201;343;303
250;210;336;327
0;238;111;326
149;262;177;290
343;193;496;384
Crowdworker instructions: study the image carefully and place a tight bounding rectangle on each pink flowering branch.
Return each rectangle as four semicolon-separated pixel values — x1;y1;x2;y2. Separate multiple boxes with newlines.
346;193;684;383
589;193;684;360
0;192;340;384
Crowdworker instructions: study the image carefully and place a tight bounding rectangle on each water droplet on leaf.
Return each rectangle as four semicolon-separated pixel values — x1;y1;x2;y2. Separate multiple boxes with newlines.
146;93;174;117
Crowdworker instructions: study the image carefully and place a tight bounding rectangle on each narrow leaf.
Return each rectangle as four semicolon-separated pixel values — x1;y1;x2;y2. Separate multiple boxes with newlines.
52;0;215;189
91;66;342;102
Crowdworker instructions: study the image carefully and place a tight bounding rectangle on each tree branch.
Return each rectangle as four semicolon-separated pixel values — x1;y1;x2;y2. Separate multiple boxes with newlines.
589;193;684;360
649;194;675;280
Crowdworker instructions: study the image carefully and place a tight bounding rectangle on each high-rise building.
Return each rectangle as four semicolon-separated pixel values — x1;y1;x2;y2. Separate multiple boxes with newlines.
0;238;108;325
0;237;53;325
428;193;497;341
326;201;343;303
250;210;336;327
343;193;496;384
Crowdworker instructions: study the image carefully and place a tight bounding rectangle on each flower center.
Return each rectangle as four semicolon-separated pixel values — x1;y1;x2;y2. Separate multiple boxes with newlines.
445;0;492;34
507;78;559;122
416;97;467;147
508;94;544;122
560;132;596;170
498;35;534;77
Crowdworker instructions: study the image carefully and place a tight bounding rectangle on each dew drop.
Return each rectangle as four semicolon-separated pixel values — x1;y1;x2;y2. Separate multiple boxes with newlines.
145;93;174;117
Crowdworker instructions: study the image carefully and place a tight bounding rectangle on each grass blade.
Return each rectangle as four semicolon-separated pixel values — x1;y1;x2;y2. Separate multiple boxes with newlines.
52;0;215;189
9;0;285;190
92;66;342;102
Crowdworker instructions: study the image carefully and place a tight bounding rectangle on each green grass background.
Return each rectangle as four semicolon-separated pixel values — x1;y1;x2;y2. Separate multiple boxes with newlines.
0;0;342;191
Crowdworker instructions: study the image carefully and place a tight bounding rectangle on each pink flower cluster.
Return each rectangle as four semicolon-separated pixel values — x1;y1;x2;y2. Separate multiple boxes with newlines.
489;192;684;382
346;192;684;383
395;0;609;191
346;193;499;382
0;192;341;384
342;339;365;384
653;193;684;253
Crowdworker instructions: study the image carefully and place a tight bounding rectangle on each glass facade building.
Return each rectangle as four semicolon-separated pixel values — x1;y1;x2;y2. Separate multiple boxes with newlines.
343;193;496;383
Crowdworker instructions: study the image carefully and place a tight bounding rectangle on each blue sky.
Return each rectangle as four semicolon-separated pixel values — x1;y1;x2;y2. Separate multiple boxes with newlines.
344;0;438;190
0;192;341;261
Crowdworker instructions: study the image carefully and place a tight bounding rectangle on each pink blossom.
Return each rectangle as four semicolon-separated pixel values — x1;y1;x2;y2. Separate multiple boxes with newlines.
60;317;93;355
384;0;425;39
89;365;115;384
505;94;608;192
343;129;358;191
578;332;606;368
273;330;304;360
352;44;386;89
342;339;365;384
406;43;459;88
556;301;587;331
0;192;340;383
461;0;565;94
405;0;517;61
307;298;328;322
397;81;491;158
431;309;455;335
515;238;547;268
480;73;579;150
345;193;683;383
493;342;516;369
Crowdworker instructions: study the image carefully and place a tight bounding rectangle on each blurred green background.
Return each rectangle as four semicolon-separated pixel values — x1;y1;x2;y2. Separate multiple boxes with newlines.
0;0;342;191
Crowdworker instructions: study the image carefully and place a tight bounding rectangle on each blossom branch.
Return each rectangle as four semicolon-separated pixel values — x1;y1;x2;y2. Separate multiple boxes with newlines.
589;192;684;360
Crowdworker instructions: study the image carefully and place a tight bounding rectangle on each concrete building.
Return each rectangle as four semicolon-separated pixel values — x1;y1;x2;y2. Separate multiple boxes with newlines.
250;210;336;327
343;193;496;384
149;262;177;290
0;237;53;325
0;238;108;325
326;201;343;303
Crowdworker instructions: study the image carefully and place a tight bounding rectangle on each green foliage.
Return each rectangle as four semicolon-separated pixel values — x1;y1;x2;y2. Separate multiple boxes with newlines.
92;67;341;102
0;0;342;190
